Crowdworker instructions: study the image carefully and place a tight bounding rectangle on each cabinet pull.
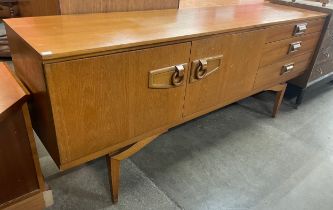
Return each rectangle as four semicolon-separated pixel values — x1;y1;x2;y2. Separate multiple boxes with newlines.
172;65;185;87
190;55;223;83
281;63;294;75
148;64;187;89
289;41;302;54
294;23;307;36
196;59;208;80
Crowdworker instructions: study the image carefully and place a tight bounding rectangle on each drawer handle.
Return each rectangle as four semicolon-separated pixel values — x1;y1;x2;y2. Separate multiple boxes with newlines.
294;23;307;36
289;41;302;54
172;65;185;87
196;59;208;80
281;63;294;75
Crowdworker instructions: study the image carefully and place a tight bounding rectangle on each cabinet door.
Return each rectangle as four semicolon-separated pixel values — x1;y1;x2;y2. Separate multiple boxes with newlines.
184;30;265;116
221;30;265;103
45;43;191;163
183;35;229;116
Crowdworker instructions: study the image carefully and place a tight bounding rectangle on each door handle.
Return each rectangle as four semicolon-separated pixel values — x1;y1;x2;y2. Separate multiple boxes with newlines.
172;65;185;87
195;59;208;80
190;55;223;83
149;64;187;89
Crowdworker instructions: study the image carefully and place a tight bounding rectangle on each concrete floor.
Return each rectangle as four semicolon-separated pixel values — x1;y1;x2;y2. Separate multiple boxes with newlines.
34;81;333;210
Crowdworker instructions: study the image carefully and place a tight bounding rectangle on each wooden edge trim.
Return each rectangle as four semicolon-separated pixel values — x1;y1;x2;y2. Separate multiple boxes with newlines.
59;128;168;170
111;133;162;161
22;103;46;191
2;192;45;210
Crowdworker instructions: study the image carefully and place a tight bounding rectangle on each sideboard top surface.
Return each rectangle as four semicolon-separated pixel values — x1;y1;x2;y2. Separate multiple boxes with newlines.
4;2;326;61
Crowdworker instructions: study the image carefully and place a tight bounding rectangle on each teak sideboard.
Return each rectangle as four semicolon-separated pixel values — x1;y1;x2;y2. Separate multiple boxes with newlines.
4;3;327;203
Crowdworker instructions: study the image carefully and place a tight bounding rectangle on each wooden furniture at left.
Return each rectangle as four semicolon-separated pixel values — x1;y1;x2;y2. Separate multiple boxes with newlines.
17;0;180;16
0;0;18;58
4;3;327;203
0;63;52;210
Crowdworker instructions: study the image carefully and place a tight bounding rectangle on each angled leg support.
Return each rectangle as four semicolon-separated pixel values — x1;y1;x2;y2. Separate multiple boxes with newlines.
106;133;162;203
267;83;287;118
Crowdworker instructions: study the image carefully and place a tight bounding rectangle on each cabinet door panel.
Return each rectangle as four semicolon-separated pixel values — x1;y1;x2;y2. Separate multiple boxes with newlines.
45;43;191;163
221;30;265;103
184;35;231;116
184;30;265;116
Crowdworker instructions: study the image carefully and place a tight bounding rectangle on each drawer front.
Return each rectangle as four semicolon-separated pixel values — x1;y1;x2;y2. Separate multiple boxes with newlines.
254;52;313;89
261;32;320;67
45;43;191;163
265;18;325;43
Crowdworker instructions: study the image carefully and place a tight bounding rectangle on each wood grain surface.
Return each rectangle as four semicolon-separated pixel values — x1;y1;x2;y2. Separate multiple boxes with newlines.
59;0;179;14
44;43;191;163
4;3;326;61
0;63;27;119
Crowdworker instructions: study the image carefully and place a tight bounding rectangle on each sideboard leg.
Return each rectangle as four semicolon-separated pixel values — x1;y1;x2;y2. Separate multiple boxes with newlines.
267;83;287;118
106;155;120;203
295;89;305;108
106;132;164;204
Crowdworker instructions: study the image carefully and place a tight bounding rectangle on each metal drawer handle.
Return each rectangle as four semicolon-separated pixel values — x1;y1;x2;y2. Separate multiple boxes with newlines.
289;41;302;54
294;23;307;36
195;59;208;80
172;65;185;87
281;63;294;75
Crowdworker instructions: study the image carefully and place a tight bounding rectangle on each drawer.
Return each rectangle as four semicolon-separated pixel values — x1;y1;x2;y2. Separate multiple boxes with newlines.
260;32;320;67
254;52;313;89
265;18;325;43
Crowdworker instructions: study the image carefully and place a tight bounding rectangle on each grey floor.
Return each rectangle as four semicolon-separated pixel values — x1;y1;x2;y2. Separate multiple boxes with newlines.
35;82;333;210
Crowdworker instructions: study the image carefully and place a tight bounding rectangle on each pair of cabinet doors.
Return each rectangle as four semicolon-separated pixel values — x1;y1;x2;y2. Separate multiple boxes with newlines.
45;29;265;163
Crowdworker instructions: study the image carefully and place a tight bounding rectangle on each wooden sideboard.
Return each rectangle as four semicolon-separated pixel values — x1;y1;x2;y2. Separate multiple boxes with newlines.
0;63;52;209
17;0;179;16
4;3;326;203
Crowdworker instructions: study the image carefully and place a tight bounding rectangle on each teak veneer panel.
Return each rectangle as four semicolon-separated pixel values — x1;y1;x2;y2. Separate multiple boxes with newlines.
265;17;325;43
4;3;326;61
18;0;179;16
260;32;321;67
5;26;61;166
184;29;265;116
255;52;313;88
18;0;60;17
45;43;191;163
0;63;26;119
59;0;180;14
